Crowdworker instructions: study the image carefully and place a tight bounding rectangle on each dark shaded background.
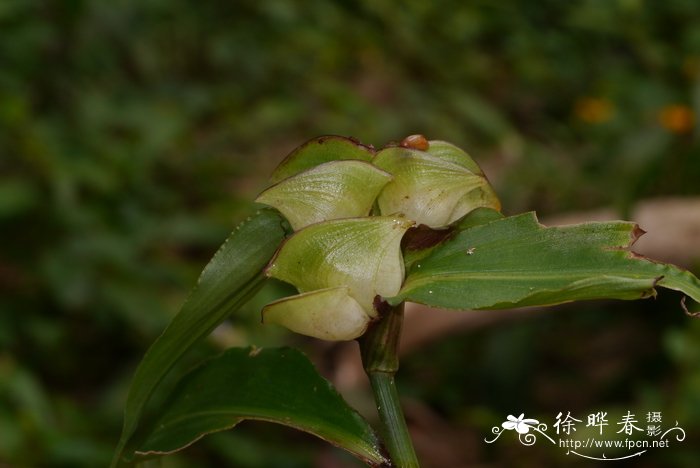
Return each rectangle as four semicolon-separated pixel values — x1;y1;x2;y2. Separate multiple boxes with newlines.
2;0;700;466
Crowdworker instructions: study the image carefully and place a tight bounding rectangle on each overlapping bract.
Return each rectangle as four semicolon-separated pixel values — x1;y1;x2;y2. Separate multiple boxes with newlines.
263;217;413;340
256;160;391;231
256;136;499;340
373;145;499;228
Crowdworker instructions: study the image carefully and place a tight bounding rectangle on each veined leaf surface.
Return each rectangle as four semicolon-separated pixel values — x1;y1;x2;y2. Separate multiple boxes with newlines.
135;347;388;467
390;210;700;311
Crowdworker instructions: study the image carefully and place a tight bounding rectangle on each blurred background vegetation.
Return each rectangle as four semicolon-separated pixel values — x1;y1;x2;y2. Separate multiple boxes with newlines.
2;0;700;466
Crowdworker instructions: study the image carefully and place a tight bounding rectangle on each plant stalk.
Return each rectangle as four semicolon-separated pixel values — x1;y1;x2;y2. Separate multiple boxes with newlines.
360;301;419;468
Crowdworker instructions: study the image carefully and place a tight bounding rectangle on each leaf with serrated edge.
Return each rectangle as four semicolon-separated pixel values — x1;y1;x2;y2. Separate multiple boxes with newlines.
111;209;289;467
373;147;489;228
263;287;370;340
135;347;387;466
271;135;374;184
256;160;392;231
390;211;700;311
267;216;413;316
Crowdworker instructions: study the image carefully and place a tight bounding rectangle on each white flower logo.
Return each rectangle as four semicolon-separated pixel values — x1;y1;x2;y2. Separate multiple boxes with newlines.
502;414;540;434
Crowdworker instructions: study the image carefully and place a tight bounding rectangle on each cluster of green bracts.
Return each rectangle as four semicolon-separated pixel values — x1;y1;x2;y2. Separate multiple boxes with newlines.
257;135;500;340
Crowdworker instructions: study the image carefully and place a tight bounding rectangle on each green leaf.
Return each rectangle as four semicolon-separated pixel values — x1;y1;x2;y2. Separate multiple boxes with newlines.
256;160;391;231
112;208;290;467
390;211;700;311
270;135;375;184
135;347;388;467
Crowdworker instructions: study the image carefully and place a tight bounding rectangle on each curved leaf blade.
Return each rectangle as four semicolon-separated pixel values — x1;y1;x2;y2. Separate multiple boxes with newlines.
135;347;388;467
391;211;700;310
112;208;290;466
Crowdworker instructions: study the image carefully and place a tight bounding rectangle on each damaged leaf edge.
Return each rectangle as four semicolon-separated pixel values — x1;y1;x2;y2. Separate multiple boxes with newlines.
390;213;700;313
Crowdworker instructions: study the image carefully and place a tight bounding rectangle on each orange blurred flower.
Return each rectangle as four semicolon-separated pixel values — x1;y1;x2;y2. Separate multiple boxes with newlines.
658;105;695;134
574;97;614;124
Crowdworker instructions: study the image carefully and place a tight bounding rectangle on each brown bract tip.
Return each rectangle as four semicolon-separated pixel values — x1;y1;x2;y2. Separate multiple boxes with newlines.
310;135;376;153
400;134;429;151
346;135;376;152
630;224;646;246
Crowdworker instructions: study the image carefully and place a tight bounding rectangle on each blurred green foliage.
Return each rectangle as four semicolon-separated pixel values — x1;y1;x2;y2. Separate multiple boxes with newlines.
1;0;699;466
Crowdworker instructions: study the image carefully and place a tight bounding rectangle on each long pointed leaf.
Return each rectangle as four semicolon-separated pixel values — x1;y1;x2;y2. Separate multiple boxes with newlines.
391;210;700;310
135;347;388;467
112;208;289;466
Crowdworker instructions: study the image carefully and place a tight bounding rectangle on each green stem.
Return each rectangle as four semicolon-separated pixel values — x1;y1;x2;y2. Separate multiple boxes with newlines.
360;302;419;468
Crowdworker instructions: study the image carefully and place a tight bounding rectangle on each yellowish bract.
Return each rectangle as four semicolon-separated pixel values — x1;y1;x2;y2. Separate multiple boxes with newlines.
373;145;499;228
256;160;392;231
263;216;414;340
